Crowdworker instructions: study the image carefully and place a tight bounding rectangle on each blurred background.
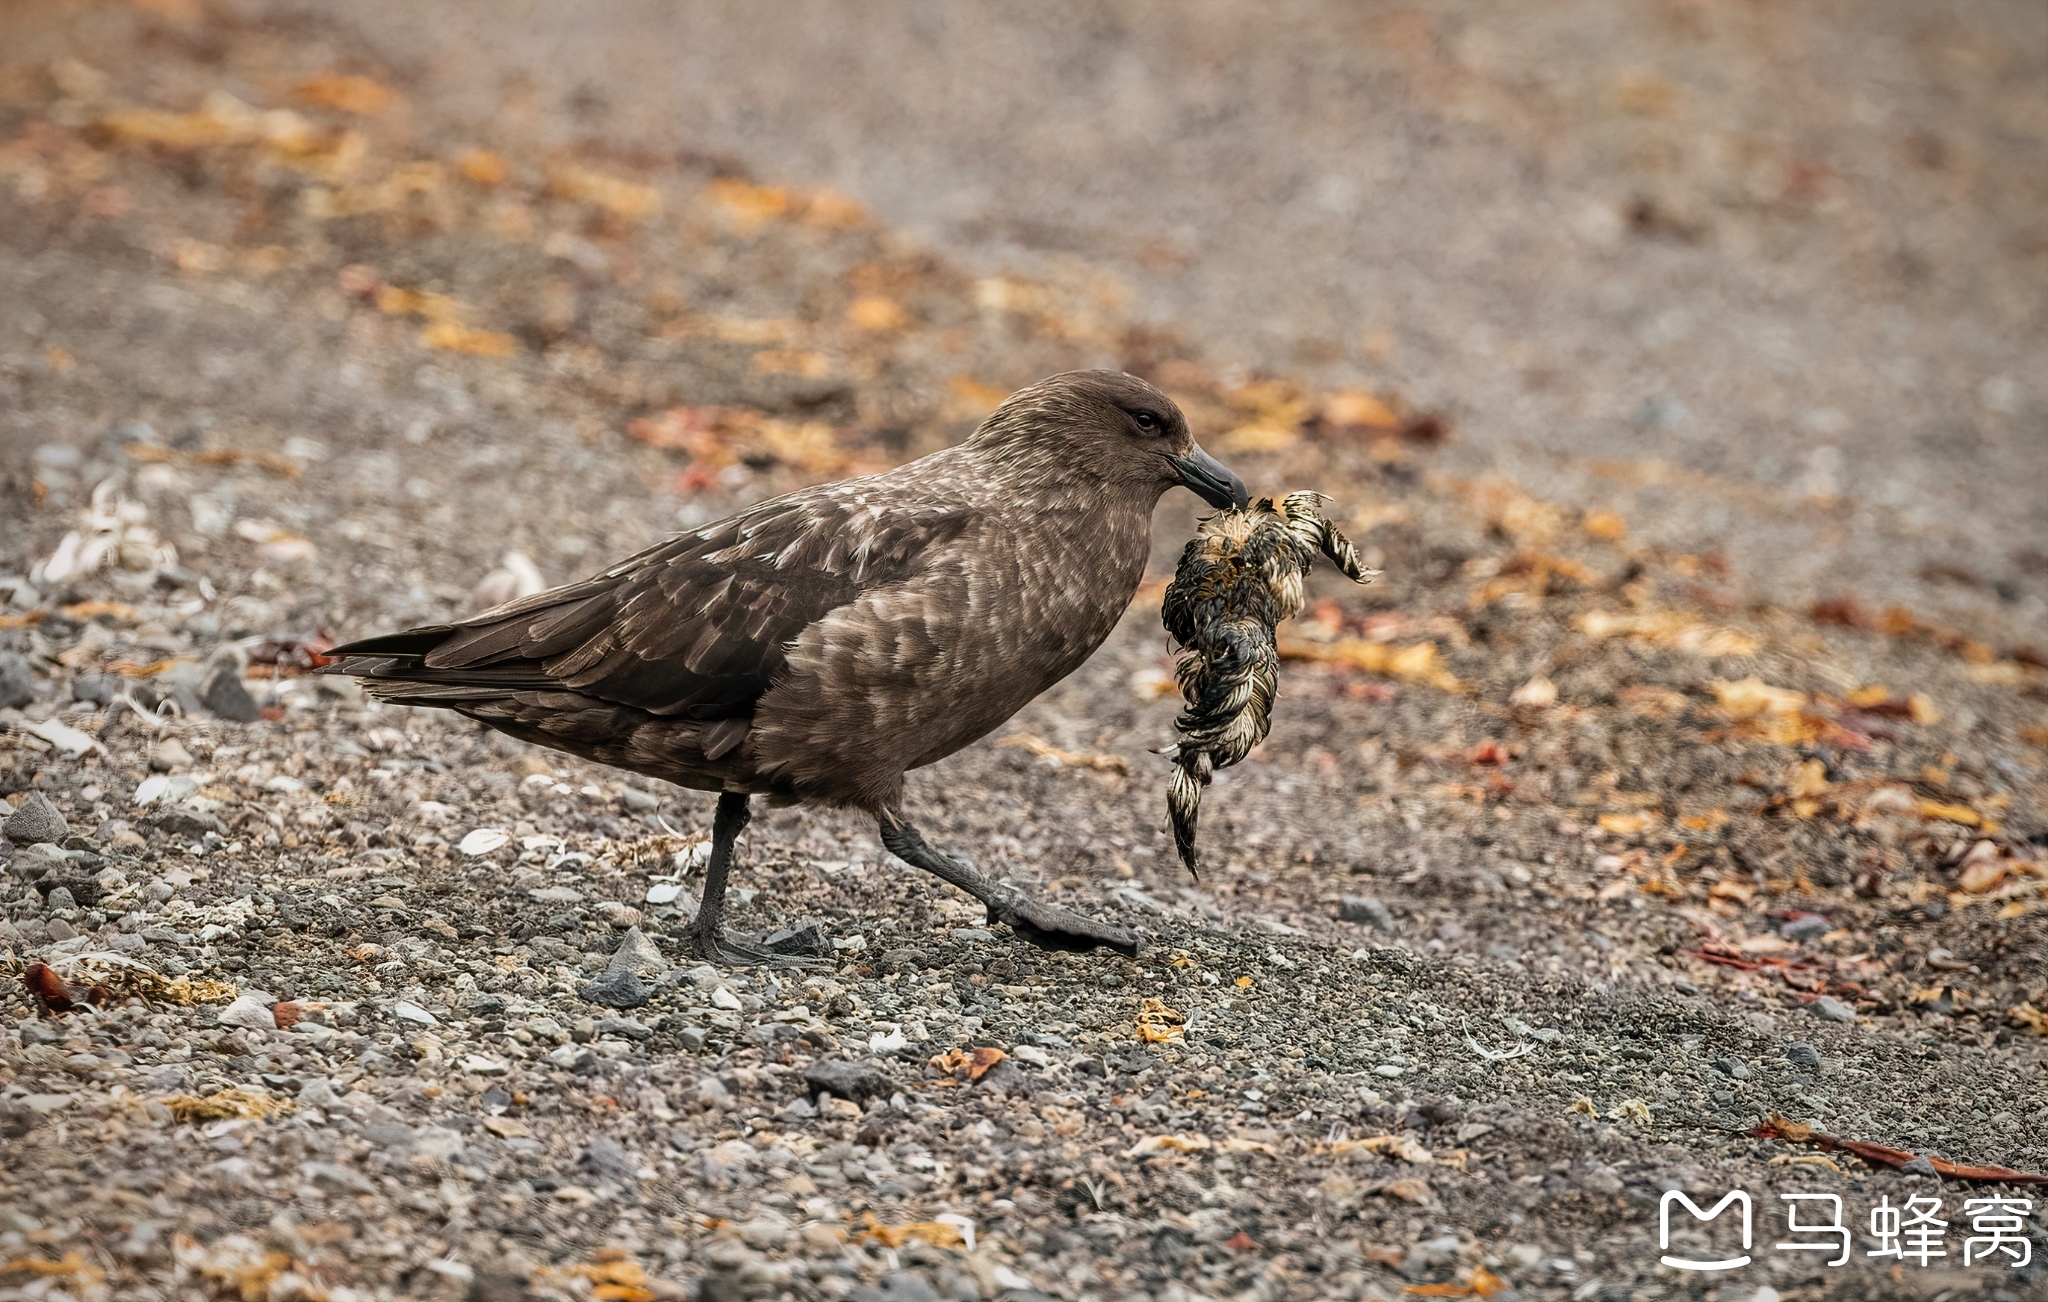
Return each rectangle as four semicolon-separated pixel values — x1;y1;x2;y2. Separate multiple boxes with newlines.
286;0;2046;630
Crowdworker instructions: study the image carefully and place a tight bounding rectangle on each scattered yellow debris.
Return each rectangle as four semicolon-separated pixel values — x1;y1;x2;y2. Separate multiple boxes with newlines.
160;1088;292;1122
548;164;661;218
1578;609;1757;658
1135;997;1186;1044
1277;637;1465;693
998;732;1127;775
293;72;397;116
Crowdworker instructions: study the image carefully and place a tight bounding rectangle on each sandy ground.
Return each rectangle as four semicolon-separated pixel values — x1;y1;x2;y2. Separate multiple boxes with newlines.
1;4;2046;1301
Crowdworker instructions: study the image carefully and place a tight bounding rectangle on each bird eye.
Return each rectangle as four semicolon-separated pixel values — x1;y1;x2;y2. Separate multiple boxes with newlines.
1132;410;1161;432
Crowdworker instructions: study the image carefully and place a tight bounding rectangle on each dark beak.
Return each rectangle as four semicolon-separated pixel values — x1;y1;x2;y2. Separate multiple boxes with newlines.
1169;445;1251;511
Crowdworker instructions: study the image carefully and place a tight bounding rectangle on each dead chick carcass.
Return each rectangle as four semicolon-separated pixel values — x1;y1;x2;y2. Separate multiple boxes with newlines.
1161;491;1376;874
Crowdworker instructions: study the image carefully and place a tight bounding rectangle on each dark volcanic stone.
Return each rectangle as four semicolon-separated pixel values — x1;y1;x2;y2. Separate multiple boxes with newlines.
803;1058;896;1103
4;791;69;846
576;967;650;1009
201;666;262;722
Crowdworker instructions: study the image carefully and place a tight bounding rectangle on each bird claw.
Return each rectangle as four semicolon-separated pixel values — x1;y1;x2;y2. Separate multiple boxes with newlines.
687;926;830;969
987;892;1140;958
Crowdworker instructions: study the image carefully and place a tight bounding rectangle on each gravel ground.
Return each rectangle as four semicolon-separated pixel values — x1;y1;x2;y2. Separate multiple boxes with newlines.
2;5;2046;1302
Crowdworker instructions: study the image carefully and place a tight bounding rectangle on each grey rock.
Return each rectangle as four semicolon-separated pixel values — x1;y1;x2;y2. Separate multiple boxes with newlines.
11;842;66;880
605;925;669;978
219;994;278;1031
1780;913;1830;942
1338;895;1395;930
804;1058;896;1103
1712;1057;1750;1079
71;673;120;706
45;918;79;942
581;1135;637;1180
578;967;650;1009
200;667;261;723
43;886;79;914
1811;996;1857;1024
301;1161;376;1194
1899;1156;1938;1177
149;807;225;840
0;653;35;710
1785;1041;1823;1073
763;922;829;956
362;1122;416;1150
594;1017;653;1041
35;874;101;906
297;1078;341;1108
4;792;69;846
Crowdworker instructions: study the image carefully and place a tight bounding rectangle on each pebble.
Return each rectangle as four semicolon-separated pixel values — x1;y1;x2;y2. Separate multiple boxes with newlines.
1779;913;1830;942
1712;1057;1750;1079
200;666;262;722
804;1058;897;1103
1810;996;1857;1024
1338;895;1396;930
1785;1041;1823;1073
0;652;34;710
4;791;70;846
219;993;279;1031
297;1078;341;1107
605;926;669;978
578;967;650;1010
392;1001;440;1025
149;738;195;772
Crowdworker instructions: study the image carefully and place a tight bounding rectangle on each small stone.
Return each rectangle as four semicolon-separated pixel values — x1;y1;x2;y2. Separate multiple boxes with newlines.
1373;1064;1405;1078
200;667;261;722
1338;895;1396;930
804;1058;896;1104
149;738;194;773
12;842;65;880
0;653;35;710
1811;996;1857;1024
302;1162;376;1194
296;1078;341;1108
1712;1057;1750;1080
42;886;79;914
4;792;70;846
219;994;278;1031
1785;1041;1823;1073
578;967;650;1010
594;1017;653;1041
45;918;79;942
604;926;668;979
391;1001;440;1025
459;1054;510;1075
869;1270;941;1302
580;1135;637;1181
37;874;101;906
1780;913;1830;942
1898;1156;1938;1177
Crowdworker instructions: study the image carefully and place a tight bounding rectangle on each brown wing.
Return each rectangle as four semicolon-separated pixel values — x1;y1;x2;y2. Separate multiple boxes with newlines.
326;489;973;727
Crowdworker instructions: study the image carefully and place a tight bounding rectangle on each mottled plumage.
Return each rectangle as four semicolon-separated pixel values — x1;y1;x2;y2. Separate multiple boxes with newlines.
1161;491;1375;874
326;370;1248;963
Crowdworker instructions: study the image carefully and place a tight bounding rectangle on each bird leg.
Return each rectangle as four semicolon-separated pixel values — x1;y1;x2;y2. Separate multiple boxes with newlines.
879;811;1140;957
688;791;824;968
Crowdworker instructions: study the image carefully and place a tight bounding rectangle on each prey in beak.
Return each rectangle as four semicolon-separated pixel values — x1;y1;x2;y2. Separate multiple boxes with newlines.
1169;446;1251;510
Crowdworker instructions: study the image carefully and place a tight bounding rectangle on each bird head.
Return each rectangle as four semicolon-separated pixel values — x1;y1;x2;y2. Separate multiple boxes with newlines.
969;369;1249;511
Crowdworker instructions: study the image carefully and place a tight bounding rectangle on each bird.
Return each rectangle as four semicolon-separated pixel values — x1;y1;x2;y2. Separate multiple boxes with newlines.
1160;491;1373;875
323;370;1248;965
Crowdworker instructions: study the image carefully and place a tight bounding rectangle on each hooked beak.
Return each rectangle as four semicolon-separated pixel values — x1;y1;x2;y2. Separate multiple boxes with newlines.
1169;445;1251;511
